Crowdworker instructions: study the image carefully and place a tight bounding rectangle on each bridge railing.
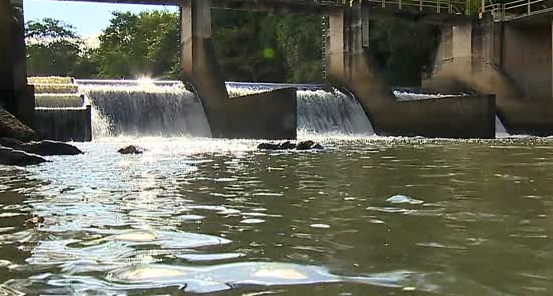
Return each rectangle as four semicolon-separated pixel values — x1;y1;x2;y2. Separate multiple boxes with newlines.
367;0;468;14
483;0;553;21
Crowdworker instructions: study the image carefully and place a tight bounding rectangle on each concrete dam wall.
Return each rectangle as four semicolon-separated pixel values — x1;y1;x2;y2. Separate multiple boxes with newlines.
424;15;553;136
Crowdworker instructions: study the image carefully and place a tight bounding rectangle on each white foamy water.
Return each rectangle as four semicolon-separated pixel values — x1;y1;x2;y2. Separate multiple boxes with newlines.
495;115;510;138
227;83;374;135
77;80;375;139
76;81;212;138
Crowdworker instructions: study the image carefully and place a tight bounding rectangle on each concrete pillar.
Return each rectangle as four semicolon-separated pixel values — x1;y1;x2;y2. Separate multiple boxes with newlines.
0;0;15;107
452;22;472;76
179;0;296;139
0;0;34;128
179;0;229;137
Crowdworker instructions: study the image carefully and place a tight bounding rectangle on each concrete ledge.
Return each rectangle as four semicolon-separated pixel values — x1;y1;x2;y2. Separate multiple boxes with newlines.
226;88;297;140
34;105;92;142
371;95;496;138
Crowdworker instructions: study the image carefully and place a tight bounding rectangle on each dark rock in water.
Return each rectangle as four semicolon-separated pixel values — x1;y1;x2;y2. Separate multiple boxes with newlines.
278;141;296;150
0;138;83;156
258;141;296;150
24;215;45;228
296;141;323;150
257;143;280;150
258;141;322;151
0;146;48;166
118;145;145;155
0;106;36;142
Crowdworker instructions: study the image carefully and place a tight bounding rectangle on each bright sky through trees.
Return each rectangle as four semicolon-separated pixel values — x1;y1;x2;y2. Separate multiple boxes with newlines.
24;0;175;35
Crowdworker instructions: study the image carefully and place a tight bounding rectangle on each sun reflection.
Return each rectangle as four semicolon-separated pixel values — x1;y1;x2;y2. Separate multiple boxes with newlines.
136;75;155;87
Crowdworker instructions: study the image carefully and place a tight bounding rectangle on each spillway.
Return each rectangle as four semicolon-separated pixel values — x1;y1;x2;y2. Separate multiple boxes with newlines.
76;80;212;138
76;80;375;138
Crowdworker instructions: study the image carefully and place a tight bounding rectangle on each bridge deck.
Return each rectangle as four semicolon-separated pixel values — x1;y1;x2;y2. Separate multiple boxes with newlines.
49;0;469;22
485;0;553;25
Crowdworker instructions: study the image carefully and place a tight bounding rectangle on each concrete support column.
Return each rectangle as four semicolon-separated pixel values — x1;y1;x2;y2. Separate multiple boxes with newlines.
179;0;296;139
0;0;16;107
326;0;370;85
0;0;34;127
452;22;473;76
179;0;229;137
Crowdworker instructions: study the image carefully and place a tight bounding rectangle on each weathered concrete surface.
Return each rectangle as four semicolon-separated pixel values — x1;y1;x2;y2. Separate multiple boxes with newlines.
34;106;92;142
225;88;297;139
0;0;35;127
424;15;553;135
179;0;296;139
0;106;36;142
327;1;494;138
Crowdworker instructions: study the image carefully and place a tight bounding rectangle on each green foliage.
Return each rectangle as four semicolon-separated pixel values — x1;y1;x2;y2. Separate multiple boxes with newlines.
95;10;179;79
25;11;441;86
25;18;87;77
370;20;440;86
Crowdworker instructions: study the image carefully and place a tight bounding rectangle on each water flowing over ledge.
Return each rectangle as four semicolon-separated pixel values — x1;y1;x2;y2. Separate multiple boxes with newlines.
76;80;376;139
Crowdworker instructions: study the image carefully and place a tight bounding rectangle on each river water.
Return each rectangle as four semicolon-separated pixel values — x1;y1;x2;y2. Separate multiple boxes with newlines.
0;136;551;295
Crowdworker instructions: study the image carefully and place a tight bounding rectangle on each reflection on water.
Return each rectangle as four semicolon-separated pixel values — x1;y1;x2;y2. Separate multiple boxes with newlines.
0;137;552;295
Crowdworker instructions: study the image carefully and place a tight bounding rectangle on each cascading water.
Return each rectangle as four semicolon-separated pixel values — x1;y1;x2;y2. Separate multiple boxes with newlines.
76;80;212;138
75;80;374;138
495;115;509;138
393;89;511;137
226;82;375;135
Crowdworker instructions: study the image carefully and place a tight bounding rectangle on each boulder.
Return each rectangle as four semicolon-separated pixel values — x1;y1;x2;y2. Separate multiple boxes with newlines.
258;141;323;151
257;141;297;150
118;145;145;155
0;138;83;156
0;146;48;166
0;106;36;142
295;141;324;150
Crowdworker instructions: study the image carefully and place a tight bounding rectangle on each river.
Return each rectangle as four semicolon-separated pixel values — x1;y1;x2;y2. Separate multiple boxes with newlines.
0;136;551;295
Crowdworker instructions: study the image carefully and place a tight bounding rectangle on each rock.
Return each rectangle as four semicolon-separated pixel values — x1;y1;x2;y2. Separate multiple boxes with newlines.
0;146;48;166
278;141;296;150
258;141;322;151
0;106;36;142
296;141;323;150
118;145;145;154
258;141;296;150
24;216;45;228
257;143;280;150
0;138;83;156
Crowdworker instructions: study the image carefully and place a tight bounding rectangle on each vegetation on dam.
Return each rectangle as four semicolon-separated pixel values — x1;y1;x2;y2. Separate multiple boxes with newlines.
25;10;440;86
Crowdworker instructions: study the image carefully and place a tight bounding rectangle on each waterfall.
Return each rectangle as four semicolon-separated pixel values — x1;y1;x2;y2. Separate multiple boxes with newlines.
495;115;510;137
76;80;211;138
74;80;374;138
227;83;375;135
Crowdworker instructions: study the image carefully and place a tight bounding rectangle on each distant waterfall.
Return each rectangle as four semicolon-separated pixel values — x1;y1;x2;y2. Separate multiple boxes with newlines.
227;83;375;135
76;80;211;138
495;115;510;137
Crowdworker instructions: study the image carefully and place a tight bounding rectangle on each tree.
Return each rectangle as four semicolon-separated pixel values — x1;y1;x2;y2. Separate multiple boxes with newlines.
95;11;179;79
25;18;90;77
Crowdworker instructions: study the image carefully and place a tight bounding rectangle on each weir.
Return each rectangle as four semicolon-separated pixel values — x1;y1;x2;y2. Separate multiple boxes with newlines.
74;80;373;138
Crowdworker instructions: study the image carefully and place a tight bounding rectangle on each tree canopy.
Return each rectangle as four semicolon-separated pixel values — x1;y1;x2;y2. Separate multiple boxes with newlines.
25;11;441;86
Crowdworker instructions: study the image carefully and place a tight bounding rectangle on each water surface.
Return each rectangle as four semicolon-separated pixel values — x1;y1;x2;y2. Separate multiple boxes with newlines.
0;137;551;295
